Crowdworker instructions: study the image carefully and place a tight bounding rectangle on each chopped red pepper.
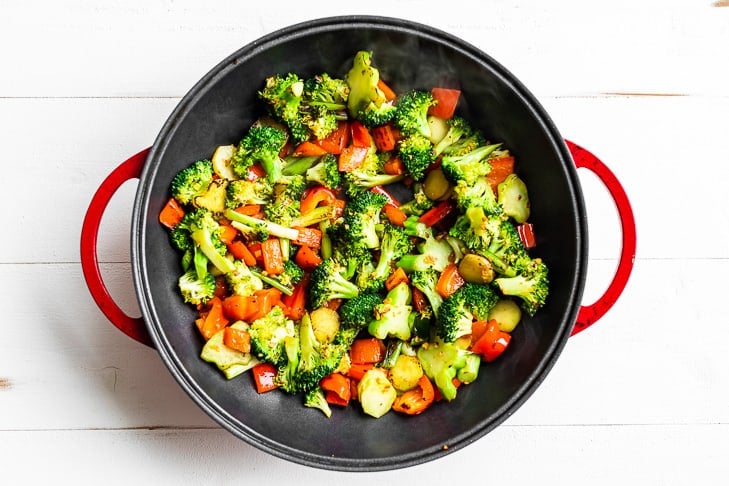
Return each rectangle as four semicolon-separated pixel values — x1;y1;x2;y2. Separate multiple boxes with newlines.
251;363;279;393
418;199;456;227
517;222;536;249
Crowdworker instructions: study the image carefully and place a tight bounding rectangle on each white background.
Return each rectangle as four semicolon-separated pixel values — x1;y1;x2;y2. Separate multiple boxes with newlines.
2;0;728;484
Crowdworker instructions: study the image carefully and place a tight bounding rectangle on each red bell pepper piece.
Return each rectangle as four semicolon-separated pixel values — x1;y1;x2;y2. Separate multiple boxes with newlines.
418;199;456;227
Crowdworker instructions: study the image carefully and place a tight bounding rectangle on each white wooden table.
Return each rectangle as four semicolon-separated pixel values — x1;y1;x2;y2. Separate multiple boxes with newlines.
3;1;728;483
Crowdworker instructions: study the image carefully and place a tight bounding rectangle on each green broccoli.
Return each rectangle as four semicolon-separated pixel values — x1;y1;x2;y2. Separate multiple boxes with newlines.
304;386;333;418
264;175;305;227
440;143;501;185
170;159;214;205
305;153;341;190
370;222;413;283
368;281;413;341
340;190;388;250
258;73;308;142
397;183;434;216
179;208;235;274
417;338;477;401
231;125;288;183
345;51;396;127
250;259;304;296
276;312;345;394
451;175;502;214
410;268;444;317
303;73;349;111
493;256;549;316
225;178;274;209
308;258;361;309
282;154;321;177
436;282;498;342
248;305;296;366
177;269;216;306
224;208;300;242
440;129;486;157
225;259;264;297
432;116;473;157
393;89;436;139
338;291;384;332
397;133;436;181
342;149;404;197
396;225;454;273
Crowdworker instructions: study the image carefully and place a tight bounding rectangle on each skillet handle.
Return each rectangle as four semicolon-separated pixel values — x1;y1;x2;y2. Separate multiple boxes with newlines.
565;140;636;336
80;148;155;348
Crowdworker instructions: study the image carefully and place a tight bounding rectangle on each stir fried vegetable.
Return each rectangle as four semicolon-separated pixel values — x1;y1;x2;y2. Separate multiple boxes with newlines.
160;51;549;419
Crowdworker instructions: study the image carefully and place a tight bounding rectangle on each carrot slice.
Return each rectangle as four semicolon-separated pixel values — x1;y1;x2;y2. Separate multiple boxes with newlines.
371;124;398;152
385;267;409;291
292;140;328;157
350;338;386;364
294;244;322;271
223;327;251;353
159;197;185;229
261;238;284;275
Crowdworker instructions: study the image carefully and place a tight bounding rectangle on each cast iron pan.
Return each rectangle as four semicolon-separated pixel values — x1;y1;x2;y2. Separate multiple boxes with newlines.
81;16;636;471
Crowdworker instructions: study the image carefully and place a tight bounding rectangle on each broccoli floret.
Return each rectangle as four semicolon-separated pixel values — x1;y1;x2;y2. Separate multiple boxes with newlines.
397;183;434;216
258;73;308;143
326;220;374;278
368;281;413;341
370;222;413;283
451;175;502;214
170;159;214;205
304;386;333;418
345;51;396;127
340;191;388;250
393;89;436;139
224;208;300;241
417;339;474;401
410;268;444;317
225;178;274;209
493;256;549;316
305;153;341;190
248;306;296;366
342;149;404;197
303;73;349;111
225;259;264;297
432;116;474;157
250;259;304;296
177;269;216;306
231;125;288;183
436;282;498;342
264;175;305;227
396;226;454;273
276;312;345;394
308;258;360;309
440;143;501;185
181;209;235;274
440;130;487;157
397;133;436;181
338;291;384;332
354;256;385;293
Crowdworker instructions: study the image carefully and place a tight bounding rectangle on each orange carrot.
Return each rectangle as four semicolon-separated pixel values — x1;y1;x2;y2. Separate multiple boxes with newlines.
349;338;386;364
377;78;397;102
223;327;251;353
385;267;410;291
383;155;406;175
371;124;398;152
227;240;257;266
293;227;322;249
261;238;284;275
337;145;369;172
196;296;229;340
234;204;263;216
292;140;328;157
294;244;322;271
159;197;185;229
346;363;374;381
218;224;238;245
383;203;407;227
281;279;307;320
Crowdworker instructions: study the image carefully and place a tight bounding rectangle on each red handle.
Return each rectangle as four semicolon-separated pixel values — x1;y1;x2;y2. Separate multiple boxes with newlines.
565;140;636;336
80;148;155;348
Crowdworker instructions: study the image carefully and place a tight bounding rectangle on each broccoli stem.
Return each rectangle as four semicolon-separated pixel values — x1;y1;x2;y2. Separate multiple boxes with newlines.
191;229;235;274
225;209;300;241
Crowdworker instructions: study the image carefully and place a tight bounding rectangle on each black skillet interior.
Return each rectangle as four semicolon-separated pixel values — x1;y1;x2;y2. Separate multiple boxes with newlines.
132;16;587;471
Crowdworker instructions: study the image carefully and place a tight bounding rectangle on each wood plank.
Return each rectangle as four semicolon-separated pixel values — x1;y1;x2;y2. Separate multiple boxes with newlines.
0;425;726;483
1;0;727;97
